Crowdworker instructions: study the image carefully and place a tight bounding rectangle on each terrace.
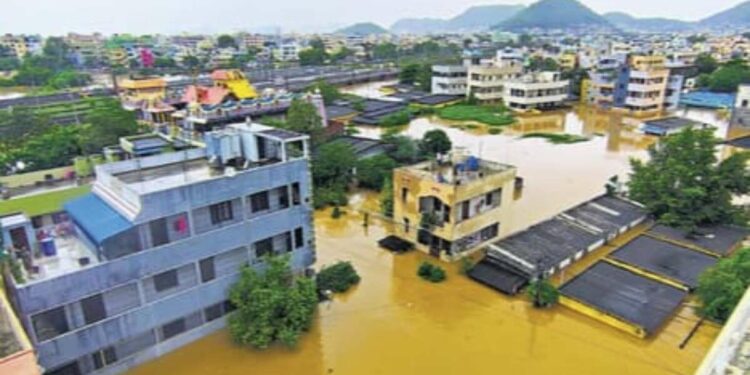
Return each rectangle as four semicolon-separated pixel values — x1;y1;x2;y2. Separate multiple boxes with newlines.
400;157;515;187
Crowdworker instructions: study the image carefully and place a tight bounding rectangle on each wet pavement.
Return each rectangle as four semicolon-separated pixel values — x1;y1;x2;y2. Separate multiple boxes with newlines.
128;82;733;375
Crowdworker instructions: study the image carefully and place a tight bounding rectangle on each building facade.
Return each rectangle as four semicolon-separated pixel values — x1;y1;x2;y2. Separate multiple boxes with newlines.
503;72;570;111
391;152;517;261
3;123;316;375
431;65;468;95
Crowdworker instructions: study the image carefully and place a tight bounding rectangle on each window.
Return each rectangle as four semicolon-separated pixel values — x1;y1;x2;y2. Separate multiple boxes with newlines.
81;293;106;325
153;269;178;292
485;192;493;206
92;346;118;370
254;238;273;258
149;218;169;247
204;303;223;322
461;201;470;221
277;186;290;209
250;191;269;213
47;361;81;375
199;257;216;283
294;227;304;249
291;183;301;205
209;201;234;225
32;306;69;342
161;318;186;340
401;188;408;203
223;300;236;313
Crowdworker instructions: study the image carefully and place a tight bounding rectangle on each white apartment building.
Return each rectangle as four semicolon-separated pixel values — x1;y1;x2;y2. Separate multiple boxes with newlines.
503;72;570;111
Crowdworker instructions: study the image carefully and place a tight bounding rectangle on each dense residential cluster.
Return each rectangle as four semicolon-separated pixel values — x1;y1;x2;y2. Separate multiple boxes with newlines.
5;0;750;374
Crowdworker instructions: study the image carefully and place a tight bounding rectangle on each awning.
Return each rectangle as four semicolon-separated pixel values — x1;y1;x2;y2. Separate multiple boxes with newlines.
469;259;529;295
64;193;133;245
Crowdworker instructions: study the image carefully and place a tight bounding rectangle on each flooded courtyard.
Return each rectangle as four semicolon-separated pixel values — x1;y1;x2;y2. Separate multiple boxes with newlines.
128;82;735;375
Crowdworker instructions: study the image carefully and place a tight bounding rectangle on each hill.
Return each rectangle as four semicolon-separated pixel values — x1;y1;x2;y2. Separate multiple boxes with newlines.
700;1;750;27
391;4;524;34
498;0;611;31
604;12;694;32
336;22;388;35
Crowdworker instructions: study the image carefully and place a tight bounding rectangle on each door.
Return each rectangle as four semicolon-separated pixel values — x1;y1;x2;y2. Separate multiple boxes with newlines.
9;227;29;250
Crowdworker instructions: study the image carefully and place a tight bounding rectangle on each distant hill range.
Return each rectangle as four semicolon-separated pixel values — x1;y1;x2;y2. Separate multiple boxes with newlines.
497;0;612;31
603;12;694;32
391;4;525;34
336;22;388;36
388;0;750;34
699;1;750;28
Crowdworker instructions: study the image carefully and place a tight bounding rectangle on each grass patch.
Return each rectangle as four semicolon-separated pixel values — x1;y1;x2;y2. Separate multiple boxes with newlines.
437;104;515;127
520;132;590;144
0;185;91;217
378;109;411;127
0;166;73;188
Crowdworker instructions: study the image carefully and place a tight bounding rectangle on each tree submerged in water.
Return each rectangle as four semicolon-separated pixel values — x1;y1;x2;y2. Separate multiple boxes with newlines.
526;279;559;308
228;255;317;349
628;127;750;233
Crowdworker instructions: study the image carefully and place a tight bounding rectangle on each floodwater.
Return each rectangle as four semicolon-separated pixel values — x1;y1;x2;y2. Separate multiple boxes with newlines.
128;82;732;375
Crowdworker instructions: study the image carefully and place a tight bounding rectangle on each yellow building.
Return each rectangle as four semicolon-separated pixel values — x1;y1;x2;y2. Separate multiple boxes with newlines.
210;69;258;99
118;77;175;126
392;153;517;261
629;54;666;71
558;53;578;70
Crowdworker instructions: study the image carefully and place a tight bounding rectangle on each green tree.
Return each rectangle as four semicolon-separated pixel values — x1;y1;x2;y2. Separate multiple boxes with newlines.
299;48;327;66
154;56;177;68
17;126;80;170
417;262;446;283
306;80;341;105
528;56;559;72
181;55;201;70
312;140;356;189
399;63;420;85
382;133;419;164
628;127;750;232
420;129;452;156
696;248;750;322
79;98;139;154
373;43;398;60
330;47;352;62
0;57;19;71
704;60;750;92
0;107;52;154
228;255;317;349
694;53;718;75
284;99;324;144
355;155;397;190
316;261;360;294
47;70;92;89
526;279;559;308
217;34;237;49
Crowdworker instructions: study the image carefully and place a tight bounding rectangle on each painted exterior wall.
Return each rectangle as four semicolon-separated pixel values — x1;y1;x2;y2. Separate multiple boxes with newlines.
392;161;517;261
8;158;315;374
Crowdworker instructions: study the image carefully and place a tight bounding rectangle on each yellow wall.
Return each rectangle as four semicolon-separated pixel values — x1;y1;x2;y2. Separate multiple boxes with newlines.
560;295;647;338
629;55;666;71
392;162;516;260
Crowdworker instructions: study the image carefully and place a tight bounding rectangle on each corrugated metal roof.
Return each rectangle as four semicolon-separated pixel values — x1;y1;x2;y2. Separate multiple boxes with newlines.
64;193;133;245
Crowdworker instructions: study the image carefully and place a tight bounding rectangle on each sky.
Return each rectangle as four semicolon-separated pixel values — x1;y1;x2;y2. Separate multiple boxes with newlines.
0;0;746;35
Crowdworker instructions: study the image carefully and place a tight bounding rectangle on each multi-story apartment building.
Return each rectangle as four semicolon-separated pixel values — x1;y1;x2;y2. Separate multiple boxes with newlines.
66;33;106;67
391;152;517;261
466;59;524;103
0;34;42;60
2;123;316;375
273;41;299;62
431;65;468;95
503;72;570;111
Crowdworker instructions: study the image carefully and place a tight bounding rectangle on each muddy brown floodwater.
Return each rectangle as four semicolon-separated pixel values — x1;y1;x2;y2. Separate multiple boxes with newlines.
128;82;732;375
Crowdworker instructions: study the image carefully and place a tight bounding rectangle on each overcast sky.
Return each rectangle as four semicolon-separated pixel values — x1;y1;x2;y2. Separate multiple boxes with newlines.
1;0;746;35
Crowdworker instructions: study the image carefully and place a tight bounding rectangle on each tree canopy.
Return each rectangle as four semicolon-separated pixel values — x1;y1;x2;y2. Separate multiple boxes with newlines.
694;53;719;75
697;59;750;93
420;129;452;156
228;255;317;349
696;248;750;322
284;99;324;145
628;127;750;232
217;34;237;49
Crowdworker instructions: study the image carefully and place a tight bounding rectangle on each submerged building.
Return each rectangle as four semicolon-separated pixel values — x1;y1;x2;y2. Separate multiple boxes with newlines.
1;122;315;374
391;152;517;261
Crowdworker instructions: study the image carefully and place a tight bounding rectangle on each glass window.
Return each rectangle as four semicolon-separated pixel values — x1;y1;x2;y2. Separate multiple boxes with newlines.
204;303;223;322
209;201;234;225
277;186;290;209
32;306;69;342
161;318;186;340
149;218;169;247
92;346;118;369
250;191;270;213
254;238;273;258
153;269;178;292
81;293;106;325
199;257;216;283
291;183;301;205
294;227;304;249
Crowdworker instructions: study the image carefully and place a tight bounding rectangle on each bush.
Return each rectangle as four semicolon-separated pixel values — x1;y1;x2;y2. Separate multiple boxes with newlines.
331;205;343;219
228;255;317;349
313;185;348;209
317;261;361;293
417;262;446;283
459;257;475;275
696;248;750;322
526;280;559;308
356;155;397;190
379;110;411;127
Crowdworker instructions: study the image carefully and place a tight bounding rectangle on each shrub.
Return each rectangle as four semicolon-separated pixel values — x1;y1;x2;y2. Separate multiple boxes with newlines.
417;262;446;283
379;110;411;127
331;205;342;219
526;279;559;308
228;255;317;349
437;104;515;127
459;257;475;275
696;247;750;322
313;185;348;209
317;261;361;293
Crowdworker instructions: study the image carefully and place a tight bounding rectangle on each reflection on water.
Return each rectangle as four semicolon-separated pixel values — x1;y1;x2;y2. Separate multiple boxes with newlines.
128;83;727;375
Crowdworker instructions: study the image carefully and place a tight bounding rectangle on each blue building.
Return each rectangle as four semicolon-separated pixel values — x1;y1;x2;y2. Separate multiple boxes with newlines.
2;122;316;374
